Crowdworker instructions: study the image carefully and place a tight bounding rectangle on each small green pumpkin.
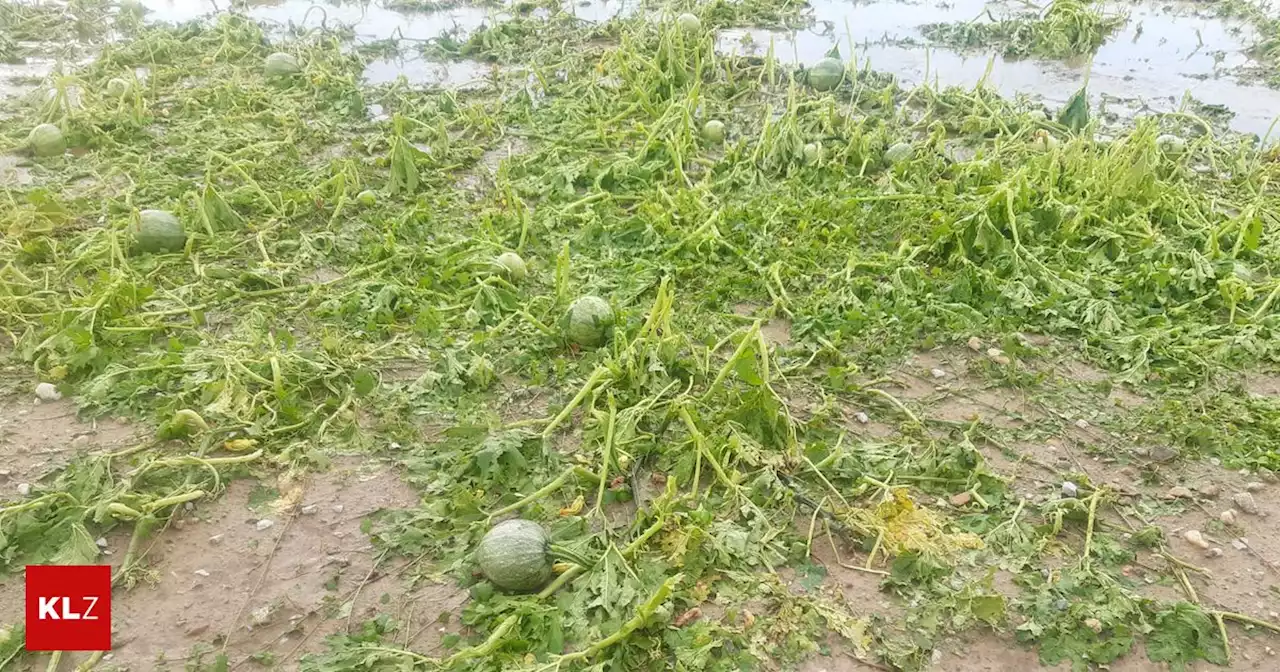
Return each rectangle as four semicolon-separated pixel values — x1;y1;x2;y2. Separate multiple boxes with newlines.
134;210;187;254
495;251;528;282
807;57;844;92
676;12;701;33
803;142;823;164
264;52;302;78
27;124;66;157
701;119;726;144
885;142;913;165
562;295;614;347
476;519;553;592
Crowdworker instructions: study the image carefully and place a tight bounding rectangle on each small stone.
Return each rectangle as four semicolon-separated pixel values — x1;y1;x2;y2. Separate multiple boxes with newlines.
1074;418;1090;430
1207;547;1223;558
1271;611;1279;620
1233;492;1260;515
71;434;90;447
248;605;273;627
1166;486;1194;499
930;368;947;379
16;483;31;496
34;382;61;401
950;492;972;507
1083;617;1103;633
1209;457;1222;466
255;519;275;531
1246;482;1267;492
332;504;345;514
1198;483;1221;498
95;537;109;548
193;569;210;577
1231;539;1249;551
1061;481;1079;498
1145;445;1178;463
853;412;869;424
1220;510;1238;525
184;501;195;511
208;534;223;545
1184;530;1210;550
986;348;1011;365
967;336;983;352
0;468;10;480
301;504;318;515
1054;598;1069;611
1114;481;1138;496
185;623;209;636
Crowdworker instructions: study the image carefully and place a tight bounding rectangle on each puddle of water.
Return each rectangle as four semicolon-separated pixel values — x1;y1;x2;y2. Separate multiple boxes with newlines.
811;0;991;39
139;0;492;41
0;59;59;115
0;155;36;188
562;0;637;23
140;1;512;88
363;53;492;87
718;0;1280;139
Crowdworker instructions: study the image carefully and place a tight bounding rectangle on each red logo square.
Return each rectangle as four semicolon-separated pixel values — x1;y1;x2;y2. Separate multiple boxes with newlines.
25;565;112;651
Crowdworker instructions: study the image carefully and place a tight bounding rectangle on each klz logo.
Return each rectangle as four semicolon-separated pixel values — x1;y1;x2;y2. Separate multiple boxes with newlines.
37;596;101;620
25;565;112;651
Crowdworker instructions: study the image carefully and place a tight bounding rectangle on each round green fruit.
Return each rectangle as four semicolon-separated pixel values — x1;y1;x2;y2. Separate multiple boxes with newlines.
27;124;65;157
676;13;701;33
495;251;527;282
476;519;553;593
701;119;726;144
885;142;913;165
808;57;845;92
134;210;187;254
563;295;614;347
264;52;302;78
803;142;823;164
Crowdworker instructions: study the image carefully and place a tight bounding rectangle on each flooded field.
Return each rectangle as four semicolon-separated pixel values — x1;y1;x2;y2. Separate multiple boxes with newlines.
60;0;1272;137
2;0;1272;133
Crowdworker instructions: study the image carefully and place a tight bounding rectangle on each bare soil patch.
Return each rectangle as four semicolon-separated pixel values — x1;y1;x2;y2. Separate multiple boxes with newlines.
0;457;465;671
0;397;137;491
